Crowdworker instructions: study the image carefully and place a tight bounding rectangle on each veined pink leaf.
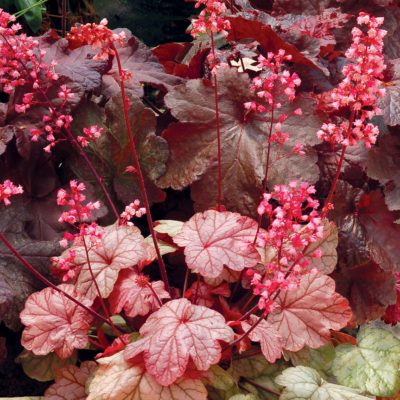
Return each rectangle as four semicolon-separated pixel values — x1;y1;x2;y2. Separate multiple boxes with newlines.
44;361;97;399
20;284;93;358
71;224;148;302
268;271;352;352
88;351;207;400
109;269;170;317
241;315;284;363
124;298;234;386
173;210;260;278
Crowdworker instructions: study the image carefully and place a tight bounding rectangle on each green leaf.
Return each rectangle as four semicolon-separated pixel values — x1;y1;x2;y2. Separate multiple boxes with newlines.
332;325;400;396
284;343;336;377
16;350;77;382
207;365;241;400
229;354;271;381
15;0;45;32
229;395;260;400
276;366;374;399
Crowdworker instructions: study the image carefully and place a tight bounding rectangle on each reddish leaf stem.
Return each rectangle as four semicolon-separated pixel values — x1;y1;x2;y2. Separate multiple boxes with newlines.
111;44;171;295
145;281;163;307
210;32;223;210
0;232;109;324
80;233;122;337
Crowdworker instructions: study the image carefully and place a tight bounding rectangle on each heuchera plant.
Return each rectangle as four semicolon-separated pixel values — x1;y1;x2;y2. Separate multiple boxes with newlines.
1;1;400;399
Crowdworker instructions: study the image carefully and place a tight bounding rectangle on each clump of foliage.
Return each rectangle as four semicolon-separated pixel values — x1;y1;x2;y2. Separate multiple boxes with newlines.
1;1;400;399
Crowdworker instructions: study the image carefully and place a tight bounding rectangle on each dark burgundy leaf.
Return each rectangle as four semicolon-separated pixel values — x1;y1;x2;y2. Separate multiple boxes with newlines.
333;262;396;324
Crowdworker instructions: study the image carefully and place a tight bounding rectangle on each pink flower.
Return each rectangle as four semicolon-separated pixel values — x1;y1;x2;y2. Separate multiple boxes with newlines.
0;180;23;206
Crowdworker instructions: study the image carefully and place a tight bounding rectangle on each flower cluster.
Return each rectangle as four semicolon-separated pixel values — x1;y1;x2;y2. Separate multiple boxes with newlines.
0;180;23;206
251;181;323;311
120;200;146;225
50;249;77;282
67;18;126;60
191;0;231;37
56;180;104;248
77;125;103;147
317;12;386;148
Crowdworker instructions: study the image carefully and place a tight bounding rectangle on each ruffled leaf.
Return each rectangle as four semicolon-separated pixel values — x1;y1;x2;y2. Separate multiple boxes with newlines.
173;210;260;278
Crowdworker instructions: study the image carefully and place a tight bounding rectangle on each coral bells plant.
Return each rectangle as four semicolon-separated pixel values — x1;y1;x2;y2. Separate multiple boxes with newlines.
2;1;400;399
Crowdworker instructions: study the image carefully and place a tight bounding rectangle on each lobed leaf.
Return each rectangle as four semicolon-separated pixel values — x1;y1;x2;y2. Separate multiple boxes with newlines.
20;284;93;358
332;325;400;396
268;271;352;352
173;210;260;278
124;298;234;386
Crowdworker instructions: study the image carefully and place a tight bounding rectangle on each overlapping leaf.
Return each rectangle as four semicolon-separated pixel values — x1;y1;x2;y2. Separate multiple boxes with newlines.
124;298;234;386
157;67;323;215
332;325;400;396
103;29;185;98
268;270;352;351
333;261;396;324
276;366;374;399
44;361;97;399
109;269;170;317
70;224;148;302
88;351;207;400
241;315;283;363
20;284;93;358
173;210;260;278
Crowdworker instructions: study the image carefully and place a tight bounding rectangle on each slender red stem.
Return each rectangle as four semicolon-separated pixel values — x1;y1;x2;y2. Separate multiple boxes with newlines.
229;312;265;348
65;129;120;221
254;106;275;243
0;232;109;324
182;267;190;297
112;45;170;295
210;32;223;210
145;281;163;307
321;110;355;218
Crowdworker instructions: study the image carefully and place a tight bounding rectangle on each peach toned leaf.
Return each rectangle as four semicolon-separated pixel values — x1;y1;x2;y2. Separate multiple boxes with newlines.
20;284;93;358
124;298;234;386
268;271;352;352
241;315;284;363
88;351;207;400
71;224;147;302
173;210;260;278
109;269;170;317
303;220;338;274
44;361;97;399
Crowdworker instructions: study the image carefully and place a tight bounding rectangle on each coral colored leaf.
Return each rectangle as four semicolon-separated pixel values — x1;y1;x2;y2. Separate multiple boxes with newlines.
109;269;170;317
17;350;77;382
20;284;93;358
332;325;400;396
157;67;322;215
241;315;283;363
88;351;208;400
276;366;373;400
124;298;234;386
268;271;352;352
44;361;97;399
173;210;260;278
70;224;147;302
303;220;339;274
